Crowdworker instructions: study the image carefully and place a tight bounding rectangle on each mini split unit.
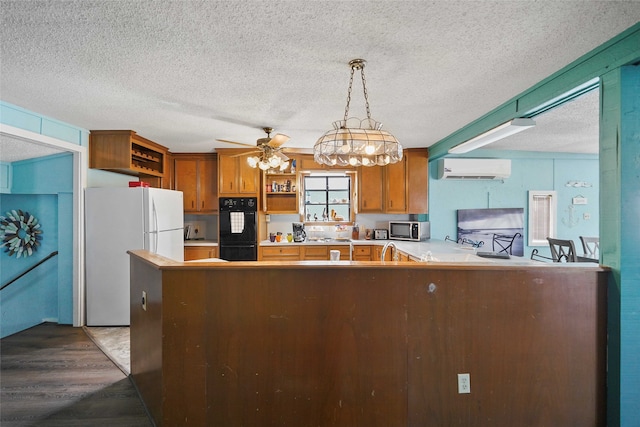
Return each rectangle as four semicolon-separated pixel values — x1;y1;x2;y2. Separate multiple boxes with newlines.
437;158;511;180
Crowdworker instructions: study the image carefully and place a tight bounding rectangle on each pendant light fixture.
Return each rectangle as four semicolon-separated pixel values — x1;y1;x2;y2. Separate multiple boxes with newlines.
314;59;403;167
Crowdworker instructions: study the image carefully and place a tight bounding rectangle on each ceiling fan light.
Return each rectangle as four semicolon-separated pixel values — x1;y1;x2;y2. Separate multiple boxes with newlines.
279;160;289;171
268;155;281;168
258;160;270;170
247;156;259;168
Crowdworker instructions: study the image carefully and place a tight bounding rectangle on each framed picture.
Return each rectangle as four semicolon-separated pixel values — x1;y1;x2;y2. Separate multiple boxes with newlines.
457;208;524;256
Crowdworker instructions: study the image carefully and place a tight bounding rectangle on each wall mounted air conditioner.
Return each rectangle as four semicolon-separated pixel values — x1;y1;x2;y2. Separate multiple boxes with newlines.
437;158;511;180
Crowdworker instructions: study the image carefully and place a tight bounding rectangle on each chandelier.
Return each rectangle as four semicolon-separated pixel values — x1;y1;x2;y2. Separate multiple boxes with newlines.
314;59;403;167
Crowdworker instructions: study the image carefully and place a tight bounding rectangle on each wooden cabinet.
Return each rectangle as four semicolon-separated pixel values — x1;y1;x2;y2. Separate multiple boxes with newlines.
328;245;351;261
406;148;429;214
184;246;218;261
218;149;259;196
89;130;169;180
301;245;328;260
352;245;372;261
259;245;301;261
385;157;407;213
358;158;405;213
398;251;410;262
357;148;428;214
173;154;217;213
372;245;392;261
358;165;384;212
264;171;298;213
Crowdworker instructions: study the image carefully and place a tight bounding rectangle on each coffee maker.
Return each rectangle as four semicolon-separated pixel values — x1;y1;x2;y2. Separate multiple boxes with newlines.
292;222;306;242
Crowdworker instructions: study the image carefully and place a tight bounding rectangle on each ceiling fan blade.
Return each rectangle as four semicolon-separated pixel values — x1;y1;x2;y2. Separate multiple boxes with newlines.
274;150;289;161
229;149;261;158
216;139;256;148
268;133;290;148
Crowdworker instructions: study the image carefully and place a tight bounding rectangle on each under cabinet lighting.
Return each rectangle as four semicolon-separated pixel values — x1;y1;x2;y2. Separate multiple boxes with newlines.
448;118;536;154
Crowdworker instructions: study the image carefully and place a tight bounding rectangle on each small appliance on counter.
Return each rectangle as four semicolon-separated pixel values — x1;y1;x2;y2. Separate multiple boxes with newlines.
292;222;306;242
373;229;388;240
389;220;430;241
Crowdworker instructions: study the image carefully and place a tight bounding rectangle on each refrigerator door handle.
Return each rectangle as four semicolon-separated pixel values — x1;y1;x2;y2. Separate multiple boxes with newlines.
152;199;159;253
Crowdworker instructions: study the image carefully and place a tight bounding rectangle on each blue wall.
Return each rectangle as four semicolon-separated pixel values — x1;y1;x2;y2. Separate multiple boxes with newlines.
1;101;87;338
428;150;599;258
0;194;60;336
0;154;75;337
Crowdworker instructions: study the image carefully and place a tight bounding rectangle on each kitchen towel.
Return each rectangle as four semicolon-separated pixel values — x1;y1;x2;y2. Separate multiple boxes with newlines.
230;212;245;234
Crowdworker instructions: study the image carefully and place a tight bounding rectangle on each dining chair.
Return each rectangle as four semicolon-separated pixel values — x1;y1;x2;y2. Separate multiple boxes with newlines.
493;232;522;254
546;237;578;262
579;236;600;259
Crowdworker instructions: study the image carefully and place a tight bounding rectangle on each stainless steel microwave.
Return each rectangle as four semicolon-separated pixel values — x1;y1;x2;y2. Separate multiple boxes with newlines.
389;221;430;241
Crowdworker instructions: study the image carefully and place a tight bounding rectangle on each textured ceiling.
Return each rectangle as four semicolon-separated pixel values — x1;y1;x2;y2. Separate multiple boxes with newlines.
1;1;639;162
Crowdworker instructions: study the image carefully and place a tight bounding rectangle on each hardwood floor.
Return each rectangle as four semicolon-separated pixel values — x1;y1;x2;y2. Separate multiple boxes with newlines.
1;323;152;426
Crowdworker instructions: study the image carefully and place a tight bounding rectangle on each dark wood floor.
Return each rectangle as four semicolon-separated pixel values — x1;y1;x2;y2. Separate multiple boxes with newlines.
1;323;153;426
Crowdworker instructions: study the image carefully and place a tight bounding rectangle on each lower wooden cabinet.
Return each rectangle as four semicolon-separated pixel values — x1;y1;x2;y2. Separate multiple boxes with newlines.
184;246;218;261
372;245;393;261
328;245;351;261
352;245;372;261
259;245;301;261
398;251;410;262
301;245;328;260
259;244;353;261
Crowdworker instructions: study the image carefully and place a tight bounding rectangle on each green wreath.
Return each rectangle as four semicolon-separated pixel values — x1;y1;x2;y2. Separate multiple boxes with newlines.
1;210;43;258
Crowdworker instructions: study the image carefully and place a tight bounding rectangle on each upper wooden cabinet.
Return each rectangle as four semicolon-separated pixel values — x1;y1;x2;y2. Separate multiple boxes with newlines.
406;148;429;214
358;148;428;214
89;130;168;179
217;149;259;196
358;164;384;212
173;154;217;213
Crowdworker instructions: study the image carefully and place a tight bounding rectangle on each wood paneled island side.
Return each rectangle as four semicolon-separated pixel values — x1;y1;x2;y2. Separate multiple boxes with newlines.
128;250;607;427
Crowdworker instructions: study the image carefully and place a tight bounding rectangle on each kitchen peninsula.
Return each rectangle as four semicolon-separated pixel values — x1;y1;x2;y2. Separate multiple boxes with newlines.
129;250;607;426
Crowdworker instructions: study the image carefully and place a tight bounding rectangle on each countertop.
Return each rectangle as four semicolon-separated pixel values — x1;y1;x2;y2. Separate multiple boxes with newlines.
259;238;600;266
184;239;218;247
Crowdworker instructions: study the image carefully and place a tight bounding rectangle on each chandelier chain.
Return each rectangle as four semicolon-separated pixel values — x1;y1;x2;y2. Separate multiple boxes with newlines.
343;63;372;122
343;66;355;122
360;67;371;120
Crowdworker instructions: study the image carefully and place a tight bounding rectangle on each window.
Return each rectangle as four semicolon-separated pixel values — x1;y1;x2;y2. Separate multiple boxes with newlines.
528;190;557;246
303;174;352;222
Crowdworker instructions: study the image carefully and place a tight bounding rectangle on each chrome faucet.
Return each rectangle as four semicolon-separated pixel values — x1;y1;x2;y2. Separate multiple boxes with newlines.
381;241;398;261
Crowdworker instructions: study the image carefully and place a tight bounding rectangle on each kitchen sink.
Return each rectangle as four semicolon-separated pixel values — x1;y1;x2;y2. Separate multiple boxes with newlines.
307;238;351;243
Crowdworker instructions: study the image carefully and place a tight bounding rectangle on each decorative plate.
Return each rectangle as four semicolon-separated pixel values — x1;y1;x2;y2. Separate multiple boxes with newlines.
1;210;43;258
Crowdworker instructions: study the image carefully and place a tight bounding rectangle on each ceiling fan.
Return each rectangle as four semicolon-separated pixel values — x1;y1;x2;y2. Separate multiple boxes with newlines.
216;127;291;170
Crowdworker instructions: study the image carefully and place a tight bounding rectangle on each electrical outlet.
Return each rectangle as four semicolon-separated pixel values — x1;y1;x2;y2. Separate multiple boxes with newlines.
142;290;147;311
458;373;470;394
583;212;591;220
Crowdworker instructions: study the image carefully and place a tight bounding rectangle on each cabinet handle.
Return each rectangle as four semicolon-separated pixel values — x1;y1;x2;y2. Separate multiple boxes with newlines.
191;201;195;208
202;201;204;208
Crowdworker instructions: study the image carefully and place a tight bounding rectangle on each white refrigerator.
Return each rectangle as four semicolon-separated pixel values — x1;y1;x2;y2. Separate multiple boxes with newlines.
85;187;184;326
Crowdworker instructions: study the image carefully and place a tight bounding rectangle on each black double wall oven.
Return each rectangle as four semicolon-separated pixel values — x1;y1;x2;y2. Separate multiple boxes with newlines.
219;197;258;261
